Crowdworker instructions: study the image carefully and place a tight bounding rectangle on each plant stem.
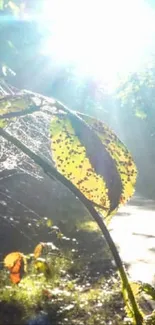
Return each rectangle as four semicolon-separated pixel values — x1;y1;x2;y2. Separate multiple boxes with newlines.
0;127;143;324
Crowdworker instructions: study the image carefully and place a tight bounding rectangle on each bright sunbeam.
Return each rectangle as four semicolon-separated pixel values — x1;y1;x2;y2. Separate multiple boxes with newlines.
38;0;155;88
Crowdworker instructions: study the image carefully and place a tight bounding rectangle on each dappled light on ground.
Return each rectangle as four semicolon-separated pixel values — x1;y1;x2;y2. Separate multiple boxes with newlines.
111;196;155;284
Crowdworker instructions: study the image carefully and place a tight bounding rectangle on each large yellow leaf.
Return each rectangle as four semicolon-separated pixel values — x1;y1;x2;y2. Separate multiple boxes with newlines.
50;113;124;219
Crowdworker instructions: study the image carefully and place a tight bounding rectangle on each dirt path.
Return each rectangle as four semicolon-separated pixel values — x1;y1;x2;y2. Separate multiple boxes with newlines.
110;195;155;285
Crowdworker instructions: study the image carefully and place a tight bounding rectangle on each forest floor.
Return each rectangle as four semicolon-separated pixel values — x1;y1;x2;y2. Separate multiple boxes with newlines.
0;200;155;325
0;218;127;325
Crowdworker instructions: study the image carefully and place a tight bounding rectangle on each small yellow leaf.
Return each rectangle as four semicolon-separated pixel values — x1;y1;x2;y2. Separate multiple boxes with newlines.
56;232;63;239
33;243;44;259
34;258;50;276
46;219;53;228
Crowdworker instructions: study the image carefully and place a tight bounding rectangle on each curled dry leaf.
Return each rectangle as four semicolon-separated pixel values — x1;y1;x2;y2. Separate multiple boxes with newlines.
4;252;26;284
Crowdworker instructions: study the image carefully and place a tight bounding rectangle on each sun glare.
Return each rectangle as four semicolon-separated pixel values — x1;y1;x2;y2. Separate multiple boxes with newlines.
39;0;155;89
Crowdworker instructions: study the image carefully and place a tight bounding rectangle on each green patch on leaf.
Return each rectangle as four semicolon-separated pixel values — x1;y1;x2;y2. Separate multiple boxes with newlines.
0;94;41;119
0;119;8;128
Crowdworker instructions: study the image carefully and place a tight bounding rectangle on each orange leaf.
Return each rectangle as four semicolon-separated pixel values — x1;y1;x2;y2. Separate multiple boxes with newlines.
10;272;21;284
4;252;25;284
